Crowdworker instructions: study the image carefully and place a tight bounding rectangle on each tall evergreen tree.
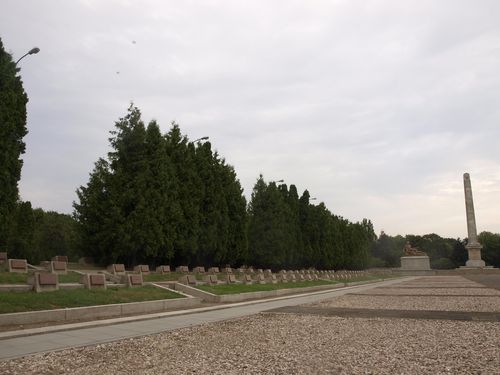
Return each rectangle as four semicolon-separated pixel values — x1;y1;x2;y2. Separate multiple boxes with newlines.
0;38;29;245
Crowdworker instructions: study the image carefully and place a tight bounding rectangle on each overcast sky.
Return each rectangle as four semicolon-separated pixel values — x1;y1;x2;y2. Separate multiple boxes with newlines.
2;0;499;238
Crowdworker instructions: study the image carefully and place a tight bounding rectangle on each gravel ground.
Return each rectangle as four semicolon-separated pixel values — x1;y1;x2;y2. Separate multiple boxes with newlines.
351;288;500;296
0;313;498;375
311;295;500;312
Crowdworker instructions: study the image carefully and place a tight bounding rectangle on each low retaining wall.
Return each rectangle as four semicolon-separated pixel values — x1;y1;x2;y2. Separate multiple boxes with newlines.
172;282;352;303
0;296;201;327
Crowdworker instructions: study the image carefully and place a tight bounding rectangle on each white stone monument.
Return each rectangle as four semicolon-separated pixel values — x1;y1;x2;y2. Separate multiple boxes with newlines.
463;173;486;268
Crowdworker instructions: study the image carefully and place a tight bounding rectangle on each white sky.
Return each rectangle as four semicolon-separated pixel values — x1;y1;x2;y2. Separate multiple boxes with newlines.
2;0;500;238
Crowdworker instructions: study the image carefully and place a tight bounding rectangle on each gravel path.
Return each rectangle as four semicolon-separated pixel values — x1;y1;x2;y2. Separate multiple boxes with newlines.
311;295;500;312
0;313;498;375
350;288;500;295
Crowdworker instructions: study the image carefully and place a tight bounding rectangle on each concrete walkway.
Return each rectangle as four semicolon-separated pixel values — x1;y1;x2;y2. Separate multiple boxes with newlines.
0;277;413;360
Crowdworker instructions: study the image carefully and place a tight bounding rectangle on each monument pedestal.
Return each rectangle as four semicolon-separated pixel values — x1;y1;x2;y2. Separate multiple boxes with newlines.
400;256;431;271
465;245;486;267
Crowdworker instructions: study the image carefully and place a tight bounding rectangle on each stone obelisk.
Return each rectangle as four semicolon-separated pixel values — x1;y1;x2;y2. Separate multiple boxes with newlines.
463;173;485;267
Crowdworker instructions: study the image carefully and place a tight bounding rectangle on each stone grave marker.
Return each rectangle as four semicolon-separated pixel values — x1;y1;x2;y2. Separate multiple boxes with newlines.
81;273;107;290
241;274;253;284
8;259;27;273
208;267;220;274
268;274;278;284
30;272;59;292
122;273;143;287
193;266;206;273
108;263;126;275
255;274;266;284
279;273;288;282
226;274;237;284
176;266;189;273
224;267;233;274
49;260;68;275
0;252;8;264
180;274;197;286
134;264;150;274
204;274;218;285
156;265;171;273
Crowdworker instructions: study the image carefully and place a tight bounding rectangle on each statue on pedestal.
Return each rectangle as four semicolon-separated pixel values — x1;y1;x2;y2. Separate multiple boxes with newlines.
403;241;427;257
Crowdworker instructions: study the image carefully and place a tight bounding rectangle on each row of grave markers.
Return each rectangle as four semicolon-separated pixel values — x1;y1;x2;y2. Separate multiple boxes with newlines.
28;272;145;293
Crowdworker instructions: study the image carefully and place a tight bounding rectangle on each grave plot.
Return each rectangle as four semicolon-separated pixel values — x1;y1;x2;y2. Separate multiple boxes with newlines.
81;273;107;290
8;259;27;273
156;265;171;273
49;261;68;275
108;264;126;275
134;265;150;274
29;272;59;292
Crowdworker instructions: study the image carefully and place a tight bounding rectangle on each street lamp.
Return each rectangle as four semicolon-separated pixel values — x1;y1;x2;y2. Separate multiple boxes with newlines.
193;136;209;143
275;179;284;183
15;47;40;66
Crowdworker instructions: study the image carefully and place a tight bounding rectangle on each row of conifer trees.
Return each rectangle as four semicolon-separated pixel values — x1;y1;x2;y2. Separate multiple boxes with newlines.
73;106;375;270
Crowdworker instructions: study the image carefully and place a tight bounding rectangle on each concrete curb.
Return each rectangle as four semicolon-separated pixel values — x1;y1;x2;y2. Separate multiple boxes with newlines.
0;296;201;327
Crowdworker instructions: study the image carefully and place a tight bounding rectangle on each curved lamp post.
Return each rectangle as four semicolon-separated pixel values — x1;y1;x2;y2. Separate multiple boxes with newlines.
15;47;40;66
193;136;209;143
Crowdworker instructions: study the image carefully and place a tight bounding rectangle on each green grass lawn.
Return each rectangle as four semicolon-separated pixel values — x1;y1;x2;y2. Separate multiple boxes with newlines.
0;272;29;284
197;280;338;295
58;271;83;283
0;285;184;314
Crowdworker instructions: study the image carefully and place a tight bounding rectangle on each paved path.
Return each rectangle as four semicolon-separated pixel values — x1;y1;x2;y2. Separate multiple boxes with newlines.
0;277;412;360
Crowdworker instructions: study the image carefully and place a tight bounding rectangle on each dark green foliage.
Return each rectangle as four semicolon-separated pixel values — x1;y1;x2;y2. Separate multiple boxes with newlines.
0;38;29;244
247;176;374;270
74;105;247;267
371;232;406;267
7;202;81;263
478;231;500;268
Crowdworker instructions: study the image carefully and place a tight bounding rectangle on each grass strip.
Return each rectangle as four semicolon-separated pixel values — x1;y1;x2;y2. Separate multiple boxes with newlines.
0;285;183;314
0;272;29;284
197;280;338;295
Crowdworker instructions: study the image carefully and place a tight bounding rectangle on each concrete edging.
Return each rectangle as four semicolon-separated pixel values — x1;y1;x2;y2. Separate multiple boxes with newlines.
0;296;201;327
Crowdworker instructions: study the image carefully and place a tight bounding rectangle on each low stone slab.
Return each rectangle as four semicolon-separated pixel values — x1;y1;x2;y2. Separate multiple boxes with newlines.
224;267;233;274
81;273;107;290
180;274;197;286
208;267;220;274
204;274;218;285
193;266;206;273
108;264;126;275
156;265;170;273
241;274;253;284
400;256;431;271
226;274;237;284
8;259;27;273
49;261;68;275
176;266;189;273
134;265;150;274
121;274;143;287
29;272;59;293
255;274;266;284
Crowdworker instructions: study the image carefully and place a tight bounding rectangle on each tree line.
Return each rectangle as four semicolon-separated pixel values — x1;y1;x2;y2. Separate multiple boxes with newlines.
72;105;375;269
